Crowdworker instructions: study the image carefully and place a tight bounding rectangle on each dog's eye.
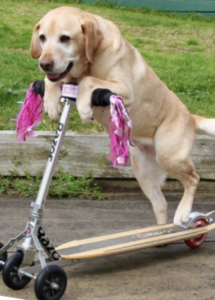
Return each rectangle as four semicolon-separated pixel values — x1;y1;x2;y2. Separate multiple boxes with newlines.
60;35;71;43
39;34;46;43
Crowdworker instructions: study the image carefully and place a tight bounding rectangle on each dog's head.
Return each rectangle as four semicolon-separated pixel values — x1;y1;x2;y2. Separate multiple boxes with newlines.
30;7;103;81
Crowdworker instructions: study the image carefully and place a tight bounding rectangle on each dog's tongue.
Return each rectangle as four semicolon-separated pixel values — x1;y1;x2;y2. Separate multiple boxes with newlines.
47;73;60;80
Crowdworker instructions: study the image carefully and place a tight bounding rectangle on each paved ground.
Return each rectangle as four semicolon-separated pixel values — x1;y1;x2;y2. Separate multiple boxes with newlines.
0;193;215;300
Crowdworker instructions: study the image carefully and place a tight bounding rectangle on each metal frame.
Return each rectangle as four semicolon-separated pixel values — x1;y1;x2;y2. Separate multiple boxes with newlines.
0;96;76;278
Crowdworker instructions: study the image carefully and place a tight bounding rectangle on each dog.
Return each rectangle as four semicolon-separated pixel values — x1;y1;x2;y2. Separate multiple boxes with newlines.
30;6;215;226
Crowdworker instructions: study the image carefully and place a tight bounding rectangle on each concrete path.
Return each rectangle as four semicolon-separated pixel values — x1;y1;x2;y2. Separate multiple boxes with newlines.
0;193;215;300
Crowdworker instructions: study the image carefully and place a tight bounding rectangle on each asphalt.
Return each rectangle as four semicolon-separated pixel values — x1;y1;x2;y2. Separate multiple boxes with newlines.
0;193;215;300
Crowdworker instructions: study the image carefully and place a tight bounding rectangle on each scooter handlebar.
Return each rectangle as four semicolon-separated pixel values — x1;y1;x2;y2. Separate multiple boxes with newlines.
32;82;114;107
91;88;115;107
33;80;45;98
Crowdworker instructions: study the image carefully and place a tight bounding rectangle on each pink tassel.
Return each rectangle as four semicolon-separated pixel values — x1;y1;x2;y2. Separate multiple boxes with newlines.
108;95;133;167
16;83;44;142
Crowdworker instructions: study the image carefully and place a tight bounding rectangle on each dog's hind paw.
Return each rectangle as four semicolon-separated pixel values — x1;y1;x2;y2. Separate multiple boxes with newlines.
173;209;190;226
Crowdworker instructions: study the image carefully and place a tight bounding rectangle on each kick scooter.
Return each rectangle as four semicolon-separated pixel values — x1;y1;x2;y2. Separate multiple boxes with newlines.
0;82;215;300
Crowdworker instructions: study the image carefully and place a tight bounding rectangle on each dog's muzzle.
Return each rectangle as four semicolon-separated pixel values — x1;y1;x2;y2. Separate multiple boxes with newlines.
40;62;74;82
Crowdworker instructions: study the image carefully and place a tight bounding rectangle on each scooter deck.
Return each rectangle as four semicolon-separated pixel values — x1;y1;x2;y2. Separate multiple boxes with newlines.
56;211;215;259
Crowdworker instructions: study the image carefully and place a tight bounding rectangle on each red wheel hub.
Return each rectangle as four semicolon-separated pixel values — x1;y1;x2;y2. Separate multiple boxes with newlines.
184;218;208;248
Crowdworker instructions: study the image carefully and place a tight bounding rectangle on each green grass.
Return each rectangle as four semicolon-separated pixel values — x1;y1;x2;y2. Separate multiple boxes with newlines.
0;0;215;132
0;171;104;199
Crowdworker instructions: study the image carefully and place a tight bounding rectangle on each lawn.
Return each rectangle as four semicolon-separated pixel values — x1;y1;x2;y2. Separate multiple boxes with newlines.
0;0;215;133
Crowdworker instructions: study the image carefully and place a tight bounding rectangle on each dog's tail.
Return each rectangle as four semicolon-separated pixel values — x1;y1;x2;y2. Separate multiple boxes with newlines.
192;114;215;137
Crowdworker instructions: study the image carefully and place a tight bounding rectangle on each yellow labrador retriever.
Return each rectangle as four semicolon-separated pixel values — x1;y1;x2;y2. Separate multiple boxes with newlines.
30;6;215;226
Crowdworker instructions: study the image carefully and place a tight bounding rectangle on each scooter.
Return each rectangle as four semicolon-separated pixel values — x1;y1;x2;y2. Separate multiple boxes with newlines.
0;82;214;300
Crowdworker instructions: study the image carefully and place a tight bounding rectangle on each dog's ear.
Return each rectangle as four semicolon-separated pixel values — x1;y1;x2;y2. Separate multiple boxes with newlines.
81;19;103;64
30;23;41;59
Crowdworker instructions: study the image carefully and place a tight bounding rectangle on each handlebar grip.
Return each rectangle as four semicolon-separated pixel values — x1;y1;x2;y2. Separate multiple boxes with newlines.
91;88;115;107
33;80;45;97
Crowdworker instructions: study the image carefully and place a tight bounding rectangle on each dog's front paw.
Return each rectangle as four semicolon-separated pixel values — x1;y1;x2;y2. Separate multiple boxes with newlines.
77;102;94;124
44;101;63;121
174;207;190;226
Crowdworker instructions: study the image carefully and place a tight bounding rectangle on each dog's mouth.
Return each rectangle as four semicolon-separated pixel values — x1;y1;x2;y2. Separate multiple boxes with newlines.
46;62;73;82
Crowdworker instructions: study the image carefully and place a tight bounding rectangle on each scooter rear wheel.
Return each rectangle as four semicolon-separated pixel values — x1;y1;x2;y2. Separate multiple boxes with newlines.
184;219;208;248
0;242;8;272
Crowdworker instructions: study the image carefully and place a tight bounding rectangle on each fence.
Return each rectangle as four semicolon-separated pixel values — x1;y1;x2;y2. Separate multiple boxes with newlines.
82;0;215;16
1;131;215;191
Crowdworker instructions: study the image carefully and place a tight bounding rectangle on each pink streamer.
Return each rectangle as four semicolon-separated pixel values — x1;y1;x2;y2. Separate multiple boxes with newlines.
16;83;44;142
108;95;133;167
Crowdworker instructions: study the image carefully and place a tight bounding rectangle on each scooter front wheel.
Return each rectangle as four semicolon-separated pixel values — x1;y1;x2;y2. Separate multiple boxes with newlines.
34;265;67;300
2;251;32;289
184;219;208;248
0;242;8;272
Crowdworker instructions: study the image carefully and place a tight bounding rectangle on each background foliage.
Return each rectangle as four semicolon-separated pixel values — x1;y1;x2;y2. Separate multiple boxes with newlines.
0;0;215;132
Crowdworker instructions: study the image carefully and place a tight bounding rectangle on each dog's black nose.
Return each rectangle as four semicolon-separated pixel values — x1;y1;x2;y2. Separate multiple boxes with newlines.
40;59;54;72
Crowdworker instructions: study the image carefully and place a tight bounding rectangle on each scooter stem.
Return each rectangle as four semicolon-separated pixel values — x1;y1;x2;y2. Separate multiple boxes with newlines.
35;97;76;209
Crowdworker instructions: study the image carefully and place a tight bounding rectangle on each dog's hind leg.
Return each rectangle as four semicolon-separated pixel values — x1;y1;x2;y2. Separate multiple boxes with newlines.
173;165;199;226
130;145;168;225
155;123;199;226
162;155;199;226
159;155;199;226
